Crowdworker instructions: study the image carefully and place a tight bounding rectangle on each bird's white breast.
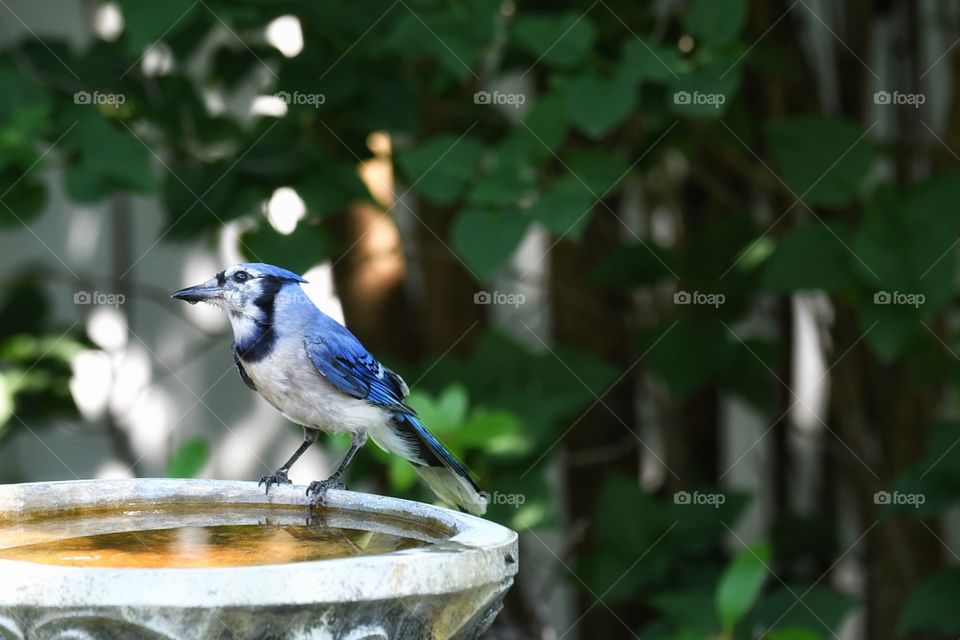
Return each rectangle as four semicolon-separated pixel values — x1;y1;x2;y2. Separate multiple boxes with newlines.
240;336;388;435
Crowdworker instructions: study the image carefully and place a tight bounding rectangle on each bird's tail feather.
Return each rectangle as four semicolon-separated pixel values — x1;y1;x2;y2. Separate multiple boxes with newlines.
380;413;487;516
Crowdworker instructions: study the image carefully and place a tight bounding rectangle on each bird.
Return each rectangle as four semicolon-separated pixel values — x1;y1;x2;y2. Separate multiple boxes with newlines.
171;263;487;516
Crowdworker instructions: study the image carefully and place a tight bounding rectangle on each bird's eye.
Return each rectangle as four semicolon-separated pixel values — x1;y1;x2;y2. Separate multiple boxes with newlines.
233;271;250;283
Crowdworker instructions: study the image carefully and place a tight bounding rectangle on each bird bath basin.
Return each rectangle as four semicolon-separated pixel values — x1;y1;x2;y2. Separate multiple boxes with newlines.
0;479;518;639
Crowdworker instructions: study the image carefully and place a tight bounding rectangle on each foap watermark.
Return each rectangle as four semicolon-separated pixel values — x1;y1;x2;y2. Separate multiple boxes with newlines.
674;90;726;109
874;290;924;308
480;491;526;508
874;490;925;509
74;291;125;307
276;90;325;108
874;90;925;109
674;490;726;509
473;90;526;109
474;290;525;308
674;290;725;308
274;289;314;306
74;90;126;106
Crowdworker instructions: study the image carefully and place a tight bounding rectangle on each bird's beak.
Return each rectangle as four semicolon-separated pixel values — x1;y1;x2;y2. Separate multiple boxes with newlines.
171;278;224;305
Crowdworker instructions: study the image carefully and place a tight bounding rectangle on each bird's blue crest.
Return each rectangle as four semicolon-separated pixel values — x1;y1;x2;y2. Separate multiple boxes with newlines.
241;263;307;283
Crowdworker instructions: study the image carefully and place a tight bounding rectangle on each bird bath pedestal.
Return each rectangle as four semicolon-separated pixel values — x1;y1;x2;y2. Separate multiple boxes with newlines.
0;479;518;640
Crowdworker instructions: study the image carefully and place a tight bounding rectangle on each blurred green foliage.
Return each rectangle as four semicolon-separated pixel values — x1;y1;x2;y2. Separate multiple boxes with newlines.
1;0;958;637
166;437;212;478
0;279;84;444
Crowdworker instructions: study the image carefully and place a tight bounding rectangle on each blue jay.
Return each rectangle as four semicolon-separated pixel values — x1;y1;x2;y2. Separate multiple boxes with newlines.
172;263;487;516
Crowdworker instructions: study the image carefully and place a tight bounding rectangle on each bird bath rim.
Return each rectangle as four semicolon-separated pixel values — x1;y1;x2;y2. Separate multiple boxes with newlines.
0;478;518;609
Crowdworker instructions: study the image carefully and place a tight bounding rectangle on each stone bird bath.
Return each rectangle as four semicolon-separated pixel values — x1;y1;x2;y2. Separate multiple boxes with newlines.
0;479;517;639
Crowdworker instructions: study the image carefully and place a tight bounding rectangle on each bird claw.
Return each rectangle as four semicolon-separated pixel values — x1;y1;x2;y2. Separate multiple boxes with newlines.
306;475;345;506
259;469;292;494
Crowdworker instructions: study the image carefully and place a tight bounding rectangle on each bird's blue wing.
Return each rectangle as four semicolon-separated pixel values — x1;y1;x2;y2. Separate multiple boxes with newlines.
304;335;413;414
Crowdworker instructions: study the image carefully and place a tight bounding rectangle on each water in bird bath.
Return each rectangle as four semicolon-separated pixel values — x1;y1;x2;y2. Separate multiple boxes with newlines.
0;504;443;569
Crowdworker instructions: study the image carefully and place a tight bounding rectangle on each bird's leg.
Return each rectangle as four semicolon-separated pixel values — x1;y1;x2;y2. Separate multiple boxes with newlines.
307;432;368;504
260;429;318;494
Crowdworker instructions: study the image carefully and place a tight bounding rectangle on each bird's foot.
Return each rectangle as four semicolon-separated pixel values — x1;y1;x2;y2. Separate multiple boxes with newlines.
306;474;346;507
259;468;292;494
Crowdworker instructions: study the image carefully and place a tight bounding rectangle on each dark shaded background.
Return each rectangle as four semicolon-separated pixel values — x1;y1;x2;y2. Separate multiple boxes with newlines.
1;0;958;638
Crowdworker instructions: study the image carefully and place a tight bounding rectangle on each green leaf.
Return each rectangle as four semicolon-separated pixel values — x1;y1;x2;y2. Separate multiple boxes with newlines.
902;168;960;226
117;0;199;52
762;223;853;293
0;282;50;340
67;109;156;192
406;384;519;457
0;332;81;436
528;177;595;239
64;163;110;204
682;214;757;286
435;384;469;426
516;92;569;159
669;62;740;118
167;438;210;478
513;12;596;67
381;3;496;81
586;478;674;600
412;329;618;450
160;161;262;237
716;543;770;631
850;186;955;361
450;208;530;280
564;67;637;139
855;300;922;364
644;321;738;398
584;546;674;603
295;163;370;215
0;167;45;227
396;135;486;205
563;149;629;196
686;0;749;46
459;409;525;455
388;455;418;490
649;590;720;636
592;242;675;289
853;184;955;314
0;61;49;118
468;155;536;207
749;585;856;637
766;118;877;207
620;38;684;82
0;62;51;153
241;222;335;275
595;475;670;554
484;469;553;530
899;569;960;634
667;488;751;556
889;420;960;516
737;236;776;270
0;372;14;434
